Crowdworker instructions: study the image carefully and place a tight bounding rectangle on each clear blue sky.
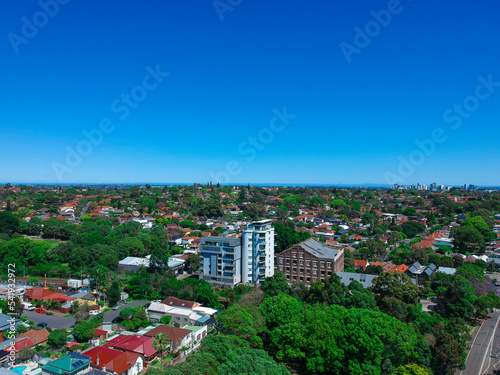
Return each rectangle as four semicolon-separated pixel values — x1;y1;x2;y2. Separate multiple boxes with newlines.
1;0;499;186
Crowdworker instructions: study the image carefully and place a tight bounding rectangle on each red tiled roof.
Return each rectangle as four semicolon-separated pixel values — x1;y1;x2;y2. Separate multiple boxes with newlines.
25;288;75;302
161;296;197;309
18;329;49;345
83;346;131;374
144;325;191;342
103;335;157;358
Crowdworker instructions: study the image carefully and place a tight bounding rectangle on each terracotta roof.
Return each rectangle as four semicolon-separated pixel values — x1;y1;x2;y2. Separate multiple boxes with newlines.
25;288;75;302
14;337;35;351
144;325;192;342
103;335;157;358
18;329;49;345
161;296;197;309
83;346;131;374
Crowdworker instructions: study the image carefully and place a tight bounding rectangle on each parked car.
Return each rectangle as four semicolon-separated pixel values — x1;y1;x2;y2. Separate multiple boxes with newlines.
37;322;48;328
111;317;122;324
35;308;45;314
45;311;54;315
112;304;122;310
152;300;161;303
89;310;101;316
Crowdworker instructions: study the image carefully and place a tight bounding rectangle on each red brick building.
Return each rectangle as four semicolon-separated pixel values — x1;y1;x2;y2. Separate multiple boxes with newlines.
276;238;344;285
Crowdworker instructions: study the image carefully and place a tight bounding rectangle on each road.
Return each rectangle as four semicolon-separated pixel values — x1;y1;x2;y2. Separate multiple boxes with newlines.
21;300;147;329
23;310;76;329
102;300;146;323
458;310;500;375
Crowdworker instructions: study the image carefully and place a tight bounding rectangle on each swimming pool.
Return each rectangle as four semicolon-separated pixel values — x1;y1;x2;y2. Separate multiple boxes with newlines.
11;366;26;375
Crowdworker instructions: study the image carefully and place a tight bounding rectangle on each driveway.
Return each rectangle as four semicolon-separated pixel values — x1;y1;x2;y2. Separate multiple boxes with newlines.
23;310;76;329
102;300;146;324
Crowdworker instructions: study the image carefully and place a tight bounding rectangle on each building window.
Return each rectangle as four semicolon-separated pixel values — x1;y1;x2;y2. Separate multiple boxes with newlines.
327;262;332;268
306;269;311;274
306;260;310;266
293;259;297;264
299;260;304;265
292;252;297;258
321;271;325;275
286;258;290;264
279;266;284;271
300;277;304;281
300;268;304;273
293;268;297;272
279;258;284;264
307;277;311;282
313;270;317;275
313;261;317;267
328;271;332;275
320;262;325;268
299;253;304;258
286;267;290;271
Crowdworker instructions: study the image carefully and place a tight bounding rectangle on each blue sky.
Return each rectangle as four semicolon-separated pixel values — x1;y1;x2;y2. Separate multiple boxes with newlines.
1;0;499;186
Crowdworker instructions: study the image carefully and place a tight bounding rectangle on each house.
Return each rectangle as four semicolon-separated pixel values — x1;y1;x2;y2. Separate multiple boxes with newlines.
41;353;92;375
24;288;75;312
103;335;157;368
71;292;98;307
82;346;143;375
0;313;23;343
276;238;345;285
0;337;34;366
17;328;49;346
147;297;217;326
143;325;193;353
118;256;185;275
406;262;437;281
354;259;368;271
337;272;378;289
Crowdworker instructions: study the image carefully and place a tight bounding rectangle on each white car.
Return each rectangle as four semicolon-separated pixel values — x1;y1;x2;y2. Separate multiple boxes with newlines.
89;310;102;316
22;303;35;311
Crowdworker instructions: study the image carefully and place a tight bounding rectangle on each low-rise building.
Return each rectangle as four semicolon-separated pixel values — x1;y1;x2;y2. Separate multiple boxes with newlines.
41;353;91;375
276;238;344;285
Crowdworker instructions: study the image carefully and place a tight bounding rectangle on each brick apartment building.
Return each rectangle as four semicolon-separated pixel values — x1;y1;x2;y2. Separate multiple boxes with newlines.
276;238;344;285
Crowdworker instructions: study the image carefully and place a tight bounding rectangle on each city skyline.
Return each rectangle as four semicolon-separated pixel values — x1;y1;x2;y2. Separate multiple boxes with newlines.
1;1;500;185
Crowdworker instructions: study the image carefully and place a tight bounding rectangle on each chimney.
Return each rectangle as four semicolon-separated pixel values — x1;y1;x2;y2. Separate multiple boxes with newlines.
96;355;99;366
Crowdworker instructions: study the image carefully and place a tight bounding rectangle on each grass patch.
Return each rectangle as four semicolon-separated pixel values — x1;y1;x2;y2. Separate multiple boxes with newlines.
63;314;73;317
103;308;112;313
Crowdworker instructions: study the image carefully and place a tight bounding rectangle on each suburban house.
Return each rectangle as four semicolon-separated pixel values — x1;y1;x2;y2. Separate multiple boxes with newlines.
102;335;157;369
337;272;378;289
276;238;345;285
143;325;194;353
82;346;143;375
118;256;185;275
406;262;438;281
0;337;35;366
147;297;217;326
17;328;50;347
24;288;75;312
0;313;23;343
70;292;98;307
41;353;92;375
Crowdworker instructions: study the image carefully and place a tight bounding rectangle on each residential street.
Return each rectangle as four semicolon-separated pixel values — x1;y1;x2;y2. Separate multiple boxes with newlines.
102;300;146;324
458;311;500;375
22;310;76;329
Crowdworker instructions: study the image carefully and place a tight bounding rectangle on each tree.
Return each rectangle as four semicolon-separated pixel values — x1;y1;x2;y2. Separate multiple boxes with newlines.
394;364;432;375
160;316;171;325
438;275;476;319
73;321;96;342
17;346;35;362
107;281;121;307
273;222;310;253
185;253;200;273
367;239;387;260
371;272;419;305
244;203;266;220
451;226;485;253
217;304;266;348
262;272;290;297
153;333;170;369
260;294;304;330
401;221;426;238
0;211;19;236
48;329;69;348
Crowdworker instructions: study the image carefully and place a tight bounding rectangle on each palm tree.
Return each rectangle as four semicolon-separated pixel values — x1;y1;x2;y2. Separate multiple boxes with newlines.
152;333;170;369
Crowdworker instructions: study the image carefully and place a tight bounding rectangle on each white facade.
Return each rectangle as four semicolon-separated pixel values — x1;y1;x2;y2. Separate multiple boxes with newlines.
241;220;275;284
